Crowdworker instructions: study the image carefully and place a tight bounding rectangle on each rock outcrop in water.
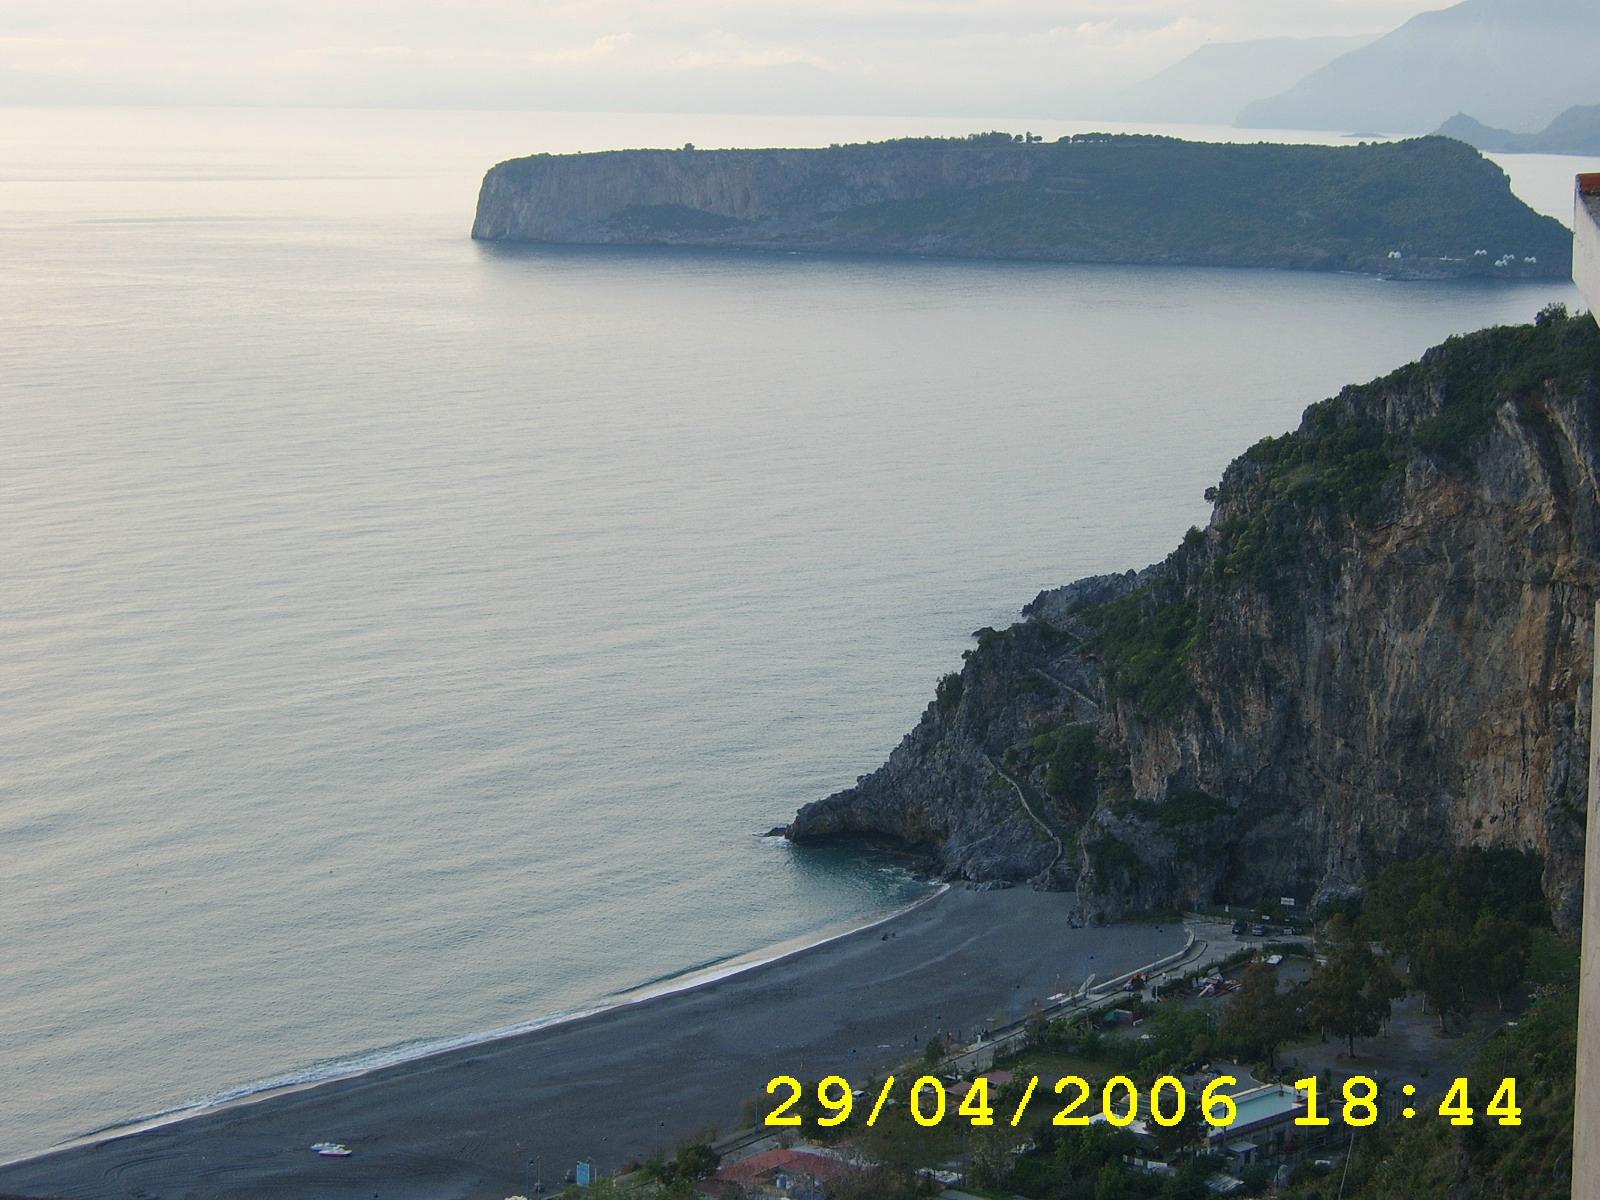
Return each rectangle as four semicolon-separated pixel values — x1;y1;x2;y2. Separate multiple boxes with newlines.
786;309;1600;930
472;133;1570;280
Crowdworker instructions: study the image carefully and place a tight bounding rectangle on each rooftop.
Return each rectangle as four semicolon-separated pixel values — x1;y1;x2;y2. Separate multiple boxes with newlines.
1233;1085;1306;1125
1204;1084;1308;1141
711;1148;854;1190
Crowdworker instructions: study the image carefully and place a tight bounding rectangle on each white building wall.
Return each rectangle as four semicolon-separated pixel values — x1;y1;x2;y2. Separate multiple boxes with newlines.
1576;185;1600;324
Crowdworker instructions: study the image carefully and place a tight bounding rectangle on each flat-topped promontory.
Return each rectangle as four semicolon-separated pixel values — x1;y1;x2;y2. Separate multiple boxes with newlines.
472;132;1571;279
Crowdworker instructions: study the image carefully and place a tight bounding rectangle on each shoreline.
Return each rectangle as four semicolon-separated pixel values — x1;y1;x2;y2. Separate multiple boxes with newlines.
0;888;1185;1200
475;236;1572;284
8;880;949;1170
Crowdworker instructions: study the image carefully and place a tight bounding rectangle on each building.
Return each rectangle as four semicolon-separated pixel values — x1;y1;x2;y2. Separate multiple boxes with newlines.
1574;175;1600;322
1573;173;1600;1200
702;1148;854;1200
1203;1084;1313;1167
1087;1077;1326;1171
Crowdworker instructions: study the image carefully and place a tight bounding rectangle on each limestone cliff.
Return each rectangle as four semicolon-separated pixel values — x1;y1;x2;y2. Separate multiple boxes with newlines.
786;309;1600;930
472;133;1570;280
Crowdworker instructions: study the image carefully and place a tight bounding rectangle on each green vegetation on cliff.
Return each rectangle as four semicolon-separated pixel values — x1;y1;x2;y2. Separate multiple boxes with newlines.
1117;788;1230;828
1030;723;1105;802
1211;305;1600;589
834;135;1567;277
1412;303;1600;464
1212;407;1396;588
1047;309;1600;750
1077;590;1200;718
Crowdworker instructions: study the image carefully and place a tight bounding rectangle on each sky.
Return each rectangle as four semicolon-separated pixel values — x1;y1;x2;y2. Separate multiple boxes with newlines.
0;0;1443;113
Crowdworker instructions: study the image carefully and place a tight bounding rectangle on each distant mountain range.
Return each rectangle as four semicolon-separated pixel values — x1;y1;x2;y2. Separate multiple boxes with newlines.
1236;0;1600;134
1437;104;1600;155
1108;36;1372;126
5;0;1595;146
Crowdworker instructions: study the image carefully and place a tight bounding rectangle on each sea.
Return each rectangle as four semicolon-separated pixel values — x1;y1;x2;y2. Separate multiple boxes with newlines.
0;106;1592;1160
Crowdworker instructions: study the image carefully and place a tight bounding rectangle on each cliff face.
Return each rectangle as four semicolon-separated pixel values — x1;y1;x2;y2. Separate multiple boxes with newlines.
786;311;1600;930
471;142;1034;243
784;579;1131;888
472;134;1571;280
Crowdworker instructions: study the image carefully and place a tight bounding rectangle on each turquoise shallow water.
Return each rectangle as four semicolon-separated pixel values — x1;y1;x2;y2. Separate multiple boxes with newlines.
0;106;1585;1160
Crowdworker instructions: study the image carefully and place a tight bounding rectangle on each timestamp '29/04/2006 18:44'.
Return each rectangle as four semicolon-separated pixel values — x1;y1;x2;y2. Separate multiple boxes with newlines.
763;1073;1523;1131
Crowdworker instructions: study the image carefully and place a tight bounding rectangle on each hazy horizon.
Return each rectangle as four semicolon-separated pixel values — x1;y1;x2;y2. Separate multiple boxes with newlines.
1;0;1434;115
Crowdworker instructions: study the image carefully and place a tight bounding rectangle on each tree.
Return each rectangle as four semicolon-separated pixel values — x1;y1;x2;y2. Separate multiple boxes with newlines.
1036;1123;1137;1196
966;1124;1017;1189
1094;1161;1130;1200
1135;1004;1216;1076
1149;1099;1206;1166
581;1174;698;1200
1366;955;1405;1032
923;1035;946;1065
672;1143;720;1182
827;1166;925;1200
1219;961;1298;1070
1470;914;1531;1011
1160;1159;1215;1200
1415;925;1472;1032
1305;916;1398;1055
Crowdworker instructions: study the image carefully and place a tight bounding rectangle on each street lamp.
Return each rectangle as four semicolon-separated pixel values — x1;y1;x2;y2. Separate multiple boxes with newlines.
525;1156;542;1195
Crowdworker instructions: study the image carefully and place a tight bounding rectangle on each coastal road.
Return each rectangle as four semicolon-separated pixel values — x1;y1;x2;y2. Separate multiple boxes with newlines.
0;889;1183;1200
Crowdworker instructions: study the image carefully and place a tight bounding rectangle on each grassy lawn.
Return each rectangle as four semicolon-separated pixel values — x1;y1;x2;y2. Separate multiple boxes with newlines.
995;1049;1116;1086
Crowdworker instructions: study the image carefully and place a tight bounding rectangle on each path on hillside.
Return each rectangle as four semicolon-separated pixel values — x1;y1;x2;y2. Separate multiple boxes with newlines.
982;753;1064;879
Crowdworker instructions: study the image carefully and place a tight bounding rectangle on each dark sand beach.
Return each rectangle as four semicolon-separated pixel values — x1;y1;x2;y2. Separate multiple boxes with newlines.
0;889;1183;1200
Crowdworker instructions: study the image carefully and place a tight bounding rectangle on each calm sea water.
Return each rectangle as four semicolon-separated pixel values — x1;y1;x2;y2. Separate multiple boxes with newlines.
0;107;1587;1159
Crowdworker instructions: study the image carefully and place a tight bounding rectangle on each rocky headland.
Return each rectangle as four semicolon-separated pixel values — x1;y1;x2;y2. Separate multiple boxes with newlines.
786;309;1600;930
1438;105;1600;157
473;133;1571;280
